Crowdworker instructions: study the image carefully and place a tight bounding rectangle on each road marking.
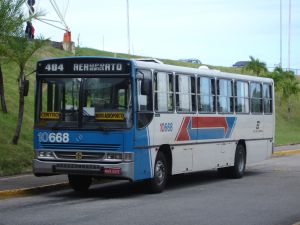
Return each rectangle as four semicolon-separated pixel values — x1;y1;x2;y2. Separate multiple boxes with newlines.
273;149;300;157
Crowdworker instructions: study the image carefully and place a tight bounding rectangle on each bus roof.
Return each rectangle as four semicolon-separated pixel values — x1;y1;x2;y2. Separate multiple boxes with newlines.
36;56;273;84
133;60;273;84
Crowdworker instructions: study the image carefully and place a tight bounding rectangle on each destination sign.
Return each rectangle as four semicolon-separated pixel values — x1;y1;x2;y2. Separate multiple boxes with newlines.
37;57;131;75
73;63;123;72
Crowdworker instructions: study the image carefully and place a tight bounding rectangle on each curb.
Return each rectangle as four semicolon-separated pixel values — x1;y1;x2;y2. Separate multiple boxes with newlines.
0;179;112;200
272;149;300;157
0;183;69;199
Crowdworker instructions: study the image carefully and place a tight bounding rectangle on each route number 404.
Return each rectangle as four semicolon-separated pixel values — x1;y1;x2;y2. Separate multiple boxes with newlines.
45;63;64;72
38;132;69;143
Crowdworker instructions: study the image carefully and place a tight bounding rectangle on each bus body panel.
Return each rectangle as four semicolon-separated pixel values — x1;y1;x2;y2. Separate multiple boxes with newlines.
33;128;152;181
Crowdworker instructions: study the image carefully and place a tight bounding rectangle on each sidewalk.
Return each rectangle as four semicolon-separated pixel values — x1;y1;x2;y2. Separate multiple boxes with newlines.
1;144;300;199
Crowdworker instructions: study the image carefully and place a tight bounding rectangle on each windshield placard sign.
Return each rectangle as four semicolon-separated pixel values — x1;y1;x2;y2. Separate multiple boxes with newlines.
40;112;60;120
95;112;125;121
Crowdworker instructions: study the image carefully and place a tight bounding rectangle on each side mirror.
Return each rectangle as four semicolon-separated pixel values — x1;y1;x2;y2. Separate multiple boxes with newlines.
23;79;29;96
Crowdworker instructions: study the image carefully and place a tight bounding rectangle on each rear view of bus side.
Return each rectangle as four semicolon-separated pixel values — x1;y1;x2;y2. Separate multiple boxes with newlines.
33;57;274;193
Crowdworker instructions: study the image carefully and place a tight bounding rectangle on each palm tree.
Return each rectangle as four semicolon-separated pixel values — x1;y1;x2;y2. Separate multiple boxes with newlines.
0;0;27;113
245;56;268;76
3;32;46;144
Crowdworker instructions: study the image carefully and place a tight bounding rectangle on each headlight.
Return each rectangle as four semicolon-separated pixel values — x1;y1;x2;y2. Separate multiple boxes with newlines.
37;151;55;159
104;152;133;162
106;153;123;160
123;152;133;162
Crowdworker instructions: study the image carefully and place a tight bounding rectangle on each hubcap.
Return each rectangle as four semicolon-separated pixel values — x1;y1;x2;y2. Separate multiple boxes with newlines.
155;160;166;185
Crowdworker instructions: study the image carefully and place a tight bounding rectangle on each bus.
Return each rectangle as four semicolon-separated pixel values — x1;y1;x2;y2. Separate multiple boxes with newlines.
33;56;275;193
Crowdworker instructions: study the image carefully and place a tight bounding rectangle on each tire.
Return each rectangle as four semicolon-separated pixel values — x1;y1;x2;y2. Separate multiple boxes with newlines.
149;151;168;193
229;144;246;178
218;144;246;179
68;175;92;193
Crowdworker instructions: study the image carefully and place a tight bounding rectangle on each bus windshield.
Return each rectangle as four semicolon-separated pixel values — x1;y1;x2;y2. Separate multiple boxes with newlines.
36;77;132;130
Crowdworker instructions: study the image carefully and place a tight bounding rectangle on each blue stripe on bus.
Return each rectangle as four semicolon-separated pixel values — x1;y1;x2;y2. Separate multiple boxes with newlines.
133;128;152;181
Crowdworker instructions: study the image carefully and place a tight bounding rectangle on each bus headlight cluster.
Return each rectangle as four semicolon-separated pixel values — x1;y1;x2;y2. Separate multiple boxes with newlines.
123;152;133;162
104;152;133;162
106;153;123;161
37;151;54;159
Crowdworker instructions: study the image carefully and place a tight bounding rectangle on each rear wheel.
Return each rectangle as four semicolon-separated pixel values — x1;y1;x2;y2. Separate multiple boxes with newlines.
229;144;246;178
218;144;246;179
149;152;168;193
68;175;92;193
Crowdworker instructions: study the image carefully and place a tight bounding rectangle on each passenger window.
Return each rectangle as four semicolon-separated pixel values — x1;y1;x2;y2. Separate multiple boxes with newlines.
217;79;233;113
235;81;249;113
176;75;196;112
154;72;174;112
263;84;272;114
198;77;215;113
250;82;263;113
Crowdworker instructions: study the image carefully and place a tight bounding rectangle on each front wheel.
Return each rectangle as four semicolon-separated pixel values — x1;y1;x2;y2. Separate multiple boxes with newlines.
149;152;168;193
68;175;92;193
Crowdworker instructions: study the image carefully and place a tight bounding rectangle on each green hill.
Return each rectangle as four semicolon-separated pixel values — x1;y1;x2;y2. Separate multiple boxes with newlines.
0;45;299;175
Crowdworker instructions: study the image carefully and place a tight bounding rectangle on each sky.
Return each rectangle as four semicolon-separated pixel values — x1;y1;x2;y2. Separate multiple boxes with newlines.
26;0;300;71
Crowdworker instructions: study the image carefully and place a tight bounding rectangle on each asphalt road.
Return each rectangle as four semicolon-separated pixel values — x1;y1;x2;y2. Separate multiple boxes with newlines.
1;154;300;225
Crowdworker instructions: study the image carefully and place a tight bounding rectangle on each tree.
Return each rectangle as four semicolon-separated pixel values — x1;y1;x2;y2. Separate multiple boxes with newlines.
261;66;299;119
3;32;46;144
245;56;268;76
0;0;26;113
280;71;300;119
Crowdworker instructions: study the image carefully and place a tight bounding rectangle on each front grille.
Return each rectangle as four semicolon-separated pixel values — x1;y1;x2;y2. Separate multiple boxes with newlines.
54;163;102;175
54;151;105;161
40;143;121;151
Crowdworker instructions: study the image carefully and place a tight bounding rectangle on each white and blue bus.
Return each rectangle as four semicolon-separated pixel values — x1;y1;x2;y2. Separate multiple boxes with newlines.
33;57;275;193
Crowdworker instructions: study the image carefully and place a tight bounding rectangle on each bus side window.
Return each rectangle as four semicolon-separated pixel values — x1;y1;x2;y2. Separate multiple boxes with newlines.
176;74;195;112
217;79;233;113
198;76;216;113
250;82;263;114
154;72;174;112
136;69;154;129
263;84;272;114
235;81;249;113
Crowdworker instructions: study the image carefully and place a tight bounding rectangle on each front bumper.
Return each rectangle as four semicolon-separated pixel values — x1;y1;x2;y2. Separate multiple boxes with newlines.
32;159;134;181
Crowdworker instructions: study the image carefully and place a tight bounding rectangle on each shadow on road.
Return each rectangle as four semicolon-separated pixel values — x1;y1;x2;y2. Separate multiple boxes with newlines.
50;169;264;200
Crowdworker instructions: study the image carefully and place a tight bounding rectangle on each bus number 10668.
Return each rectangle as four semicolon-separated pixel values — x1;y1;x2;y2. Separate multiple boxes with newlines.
37;132;69;143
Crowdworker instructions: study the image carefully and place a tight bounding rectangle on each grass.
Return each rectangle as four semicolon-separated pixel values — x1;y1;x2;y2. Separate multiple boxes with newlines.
275;94;300;145
0;44;299;175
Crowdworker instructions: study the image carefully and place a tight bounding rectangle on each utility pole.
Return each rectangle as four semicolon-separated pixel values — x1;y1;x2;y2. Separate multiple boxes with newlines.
288;0;291;70
102;35;105;51
126;0;131;55
280;0;282;68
